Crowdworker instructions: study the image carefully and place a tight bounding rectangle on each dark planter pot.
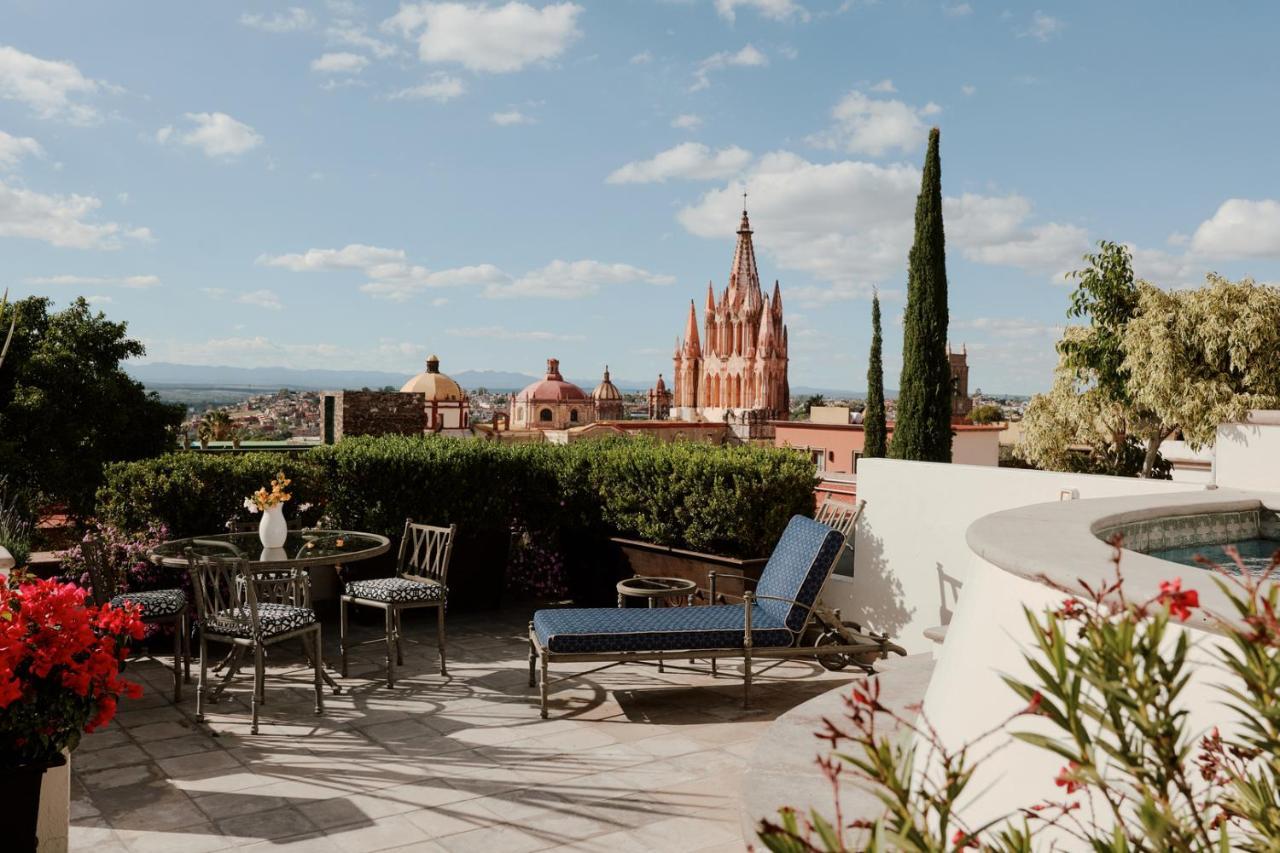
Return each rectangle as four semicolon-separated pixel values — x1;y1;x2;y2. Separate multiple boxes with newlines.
607;538;769;605
562;532;621;607
1;752;66;853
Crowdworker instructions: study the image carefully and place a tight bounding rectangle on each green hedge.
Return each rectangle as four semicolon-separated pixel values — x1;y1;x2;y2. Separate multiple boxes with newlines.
97;436;817;562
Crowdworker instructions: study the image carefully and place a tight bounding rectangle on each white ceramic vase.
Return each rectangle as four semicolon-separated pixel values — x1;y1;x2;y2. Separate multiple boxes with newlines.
259;504;287;549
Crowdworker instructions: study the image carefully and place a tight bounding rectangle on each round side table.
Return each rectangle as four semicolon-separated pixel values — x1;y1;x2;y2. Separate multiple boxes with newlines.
616;576;698;608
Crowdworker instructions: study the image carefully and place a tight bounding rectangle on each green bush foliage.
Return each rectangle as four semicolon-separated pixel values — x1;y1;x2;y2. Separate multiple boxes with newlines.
97;452;326;537
97;436;817;560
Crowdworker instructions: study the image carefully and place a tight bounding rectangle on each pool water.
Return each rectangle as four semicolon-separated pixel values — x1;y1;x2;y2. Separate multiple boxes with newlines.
1149;537;1280;575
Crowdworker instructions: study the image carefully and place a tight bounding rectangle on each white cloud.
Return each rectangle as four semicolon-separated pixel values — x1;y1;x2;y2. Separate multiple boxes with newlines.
807;90;940;156
448;325;584;342
86;294;112;305
260;244;406;272
606;143;752;184
1189;199;1280;259
671;114;703;131
1020;11;1064;41
490;109;533;125
484;259;674;299
714;0;809;22
0;130;43;170
311;52;370;73
240;8;314;32
0;45;108;124
0;179;151;249
384;2;584;73
327;22;398;58
961;83;976;96
158;112;263;158
868;78;895;93
26;273;159;288
943;2;973;16
387;73;466;102
360;264;508;300
237;289;284;310
630;50;653;64
144;335;343;369
677;150;1087;297
691;43;767;91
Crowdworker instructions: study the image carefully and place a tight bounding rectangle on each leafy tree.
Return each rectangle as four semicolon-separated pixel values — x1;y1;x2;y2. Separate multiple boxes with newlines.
1123;274;1280;448
890;128;952;462
968;403;1004;424
0;296;184;516
1019;242;1173;477
863;293;887;458
796;394;826;418
0;289;16;370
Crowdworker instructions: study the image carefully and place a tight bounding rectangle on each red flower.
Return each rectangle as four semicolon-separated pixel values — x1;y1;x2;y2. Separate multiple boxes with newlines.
1055;761;1085;794
1158;578;1200;622
951;829;978;849
1024;691;1044;715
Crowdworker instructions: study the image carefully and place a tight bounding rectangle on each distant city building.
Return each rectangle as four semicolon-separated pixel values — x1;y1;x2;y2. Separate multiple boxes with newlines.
510;358;596;430
591;366;625;420
646;374;672;420
669;207;790;427
400;354;470;430
949;344;973;419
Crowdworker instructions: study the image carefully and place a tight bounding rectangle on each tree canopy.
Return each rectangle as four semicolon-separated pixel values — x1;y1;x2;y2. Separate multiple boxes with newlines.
890;127;952;462
0;296;184;516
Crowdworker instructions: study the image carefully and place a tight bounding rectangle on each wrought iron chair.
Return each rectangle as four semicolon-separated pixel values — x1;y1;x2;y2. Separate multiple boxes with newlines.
340;519;456;688
82;534;190;701
184;551;325;734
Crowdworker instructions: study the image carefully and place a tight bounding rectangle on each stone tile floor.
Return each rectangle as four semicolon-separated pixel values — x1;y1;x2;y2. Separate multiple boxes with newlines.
71;605;855;852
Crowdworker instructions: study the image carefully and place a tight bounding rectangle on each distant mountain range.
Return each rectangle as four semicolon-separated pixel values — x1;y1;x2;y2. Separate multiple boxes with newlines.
127;361;866;398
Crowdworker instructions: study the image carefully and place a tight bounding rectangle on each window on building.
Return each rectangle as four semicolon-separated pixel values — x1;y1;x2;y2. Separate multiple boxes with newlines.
853;451;863;474
810;449;826;472
570;409;579;423
539;408;553;422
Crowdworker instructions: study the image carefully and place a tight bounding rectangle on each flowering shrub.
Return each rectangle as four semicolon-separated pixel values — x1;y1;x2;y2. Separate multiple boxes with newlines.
506;523;568;599
758;544;1280;851
0;575;143;765
58;520;181;597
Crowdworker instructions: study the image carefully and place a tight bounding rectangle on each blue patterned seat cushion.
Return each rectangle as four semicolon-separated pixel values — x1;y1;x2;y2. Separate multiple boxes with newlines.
346;577;446;604
110;588;186;619
205;603;317;640
533;604;794;654
754;516;844;631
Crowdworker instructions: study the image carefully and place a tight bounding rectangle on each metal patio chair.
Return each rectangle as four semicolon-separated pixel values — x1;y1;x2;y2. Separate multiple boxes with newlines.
82;534;190;701
184;551;325;734
340;519;456;688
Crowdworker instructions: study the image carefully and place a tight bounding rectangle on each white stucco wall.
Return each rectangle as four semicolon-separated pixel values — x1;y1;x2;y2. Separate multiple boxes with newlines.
1216;412;1280;490
821;459;1200;653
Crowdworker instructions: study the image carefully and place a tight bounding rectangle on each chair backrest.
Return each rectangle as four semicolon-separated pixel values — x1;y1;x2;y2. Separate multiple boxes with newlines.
813;499;863;549
753;515;845;633
397;519;457;586
185;551;260;637
81;533;117;606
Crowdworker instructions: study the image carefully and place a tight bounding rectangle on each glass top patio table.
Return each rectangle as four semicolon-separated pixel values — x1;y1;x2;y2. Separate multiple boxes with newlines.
148;530;391;569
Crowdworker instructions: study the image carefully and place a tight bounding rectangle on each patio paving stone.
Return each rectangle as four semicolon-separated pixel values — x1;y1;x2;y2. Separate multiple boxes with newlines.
71;604;864;851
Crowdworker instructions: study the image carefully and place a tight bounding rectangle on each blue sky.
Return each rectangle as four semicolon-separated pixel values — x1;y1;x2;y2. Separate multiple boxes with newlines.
4;1;1280;393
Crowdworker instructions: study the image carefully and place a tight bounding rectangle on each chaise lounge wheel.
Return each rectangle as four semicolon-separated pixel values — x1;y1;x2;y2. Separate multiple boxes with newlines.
814;630;850;671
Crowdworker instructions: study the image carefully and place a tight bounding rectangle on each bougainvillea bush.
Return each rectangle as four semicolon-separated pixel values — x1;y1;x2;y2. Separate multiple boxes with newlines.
759;545;1280;852
58;520;179;596
0;576;144;766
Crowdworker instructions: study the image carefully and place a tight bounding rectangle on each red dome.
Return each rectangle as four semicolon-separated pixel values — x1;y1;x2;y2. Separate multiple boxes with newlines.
515;358;589;402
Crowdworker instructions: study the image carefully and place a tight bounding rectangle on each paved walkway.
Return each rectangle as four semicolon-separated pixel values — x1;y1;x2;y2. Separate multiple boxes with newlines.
71;605;857;852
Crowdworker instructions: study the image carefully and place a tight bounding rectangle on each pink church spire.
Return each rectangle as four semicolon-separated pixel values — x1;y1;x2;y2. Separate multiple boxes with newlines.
683;300;700;355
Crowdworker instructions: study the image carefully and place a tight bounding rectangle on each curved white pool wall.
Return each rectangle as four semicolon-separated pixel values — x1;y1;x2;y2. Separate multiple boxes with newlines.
821;458;1198;654
921;490;1280;829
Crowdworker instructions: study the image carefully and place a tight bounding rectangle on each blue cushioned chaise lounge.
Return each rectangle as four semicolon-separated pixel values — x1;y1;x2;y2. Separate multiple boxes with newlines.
528;515;903;718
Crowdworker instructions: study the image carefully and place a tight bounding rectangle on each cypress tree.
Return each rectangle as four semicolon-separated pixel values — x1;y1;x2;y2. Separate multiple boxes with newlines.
863;293;887;458
890;127;953;462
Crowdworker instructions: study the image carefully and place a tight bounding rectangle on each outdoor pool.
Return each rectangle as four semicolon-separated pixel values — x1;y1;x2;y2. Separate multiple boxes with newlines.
1149;537;1280;575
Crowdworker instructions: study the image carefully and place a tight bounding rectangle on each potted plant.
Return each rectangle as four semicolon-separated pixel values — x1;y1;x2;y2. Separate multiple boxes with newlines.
0;575;144;853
